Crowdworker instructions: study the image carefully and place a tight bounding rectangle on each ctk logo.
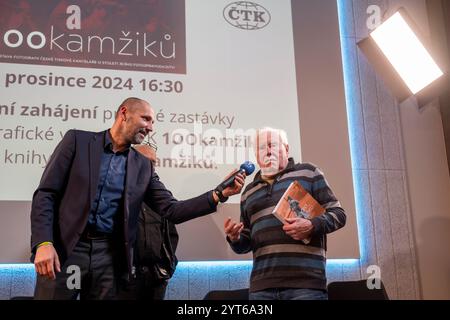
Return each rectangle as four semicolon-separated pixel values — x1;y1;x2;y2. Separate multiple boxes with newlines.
223;1;271;30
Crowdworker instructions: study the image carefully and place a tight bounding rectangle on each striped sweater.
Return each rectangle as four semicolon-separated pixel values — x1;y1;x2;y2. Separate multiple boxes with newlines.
228;158;346;292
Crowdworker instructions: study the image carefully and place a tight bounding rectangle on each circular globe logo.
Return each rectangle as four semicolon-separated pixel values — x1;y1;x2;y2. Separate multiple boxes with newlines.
223;1;271;30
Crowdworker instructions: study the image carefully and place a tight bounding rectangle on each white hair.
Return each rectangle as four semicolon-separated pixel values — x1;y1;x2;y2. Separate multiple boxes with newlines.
252;127;289;148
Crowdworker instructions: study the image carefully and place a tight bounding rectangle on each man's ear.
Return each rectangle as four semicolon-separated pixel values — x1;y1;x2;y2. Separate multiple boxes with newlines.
119;105;127;121
285;144;289;154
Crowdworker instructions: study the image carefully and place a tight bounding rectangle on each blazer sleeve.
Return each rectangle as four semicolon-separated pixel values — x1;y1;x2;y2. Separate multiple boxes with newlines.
30;129;77;252
144;170;218;224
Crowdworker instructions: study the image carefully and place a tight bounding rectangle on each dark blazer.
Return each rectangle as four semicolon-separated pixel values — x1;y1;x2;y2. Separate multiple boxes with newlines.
30;129;217;272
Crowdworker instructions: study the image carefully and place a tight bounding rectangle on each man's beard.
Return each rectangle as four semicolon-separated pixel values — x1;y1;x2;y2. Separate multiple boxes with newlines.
260;164;280;176
260;156;280;176
131;128;147;144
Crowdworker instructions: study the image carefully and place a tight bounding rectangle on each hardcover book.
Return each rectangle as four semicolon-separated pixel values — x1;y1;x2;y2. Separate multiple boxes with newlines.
272;180;325;223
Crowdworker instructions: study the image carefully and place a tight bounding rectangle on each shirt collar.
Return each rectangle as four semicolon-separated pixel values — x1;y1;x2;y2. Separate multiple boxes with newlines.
104;130;130;154
253;157;296;184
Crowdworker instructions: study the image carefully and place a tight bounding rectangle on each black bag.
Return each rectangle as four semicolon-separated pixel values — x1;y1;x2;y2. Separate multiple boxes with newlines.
137;203;179;281
152;218;178;280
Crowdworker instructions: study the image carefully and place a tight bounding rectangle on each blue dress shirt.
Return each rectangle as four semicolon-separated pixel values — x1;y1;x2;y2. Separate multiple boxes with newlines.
88;131;129;233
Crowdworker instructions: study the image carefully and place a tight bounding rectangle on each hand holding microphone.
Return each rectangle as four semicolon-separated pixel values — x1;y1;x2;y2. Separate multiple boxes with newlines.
214;161;255;202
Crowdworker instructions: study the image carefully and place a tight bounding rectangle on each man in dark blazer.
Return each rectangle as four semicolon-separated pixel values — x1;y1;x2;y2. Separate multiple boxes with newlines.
31;97;245;300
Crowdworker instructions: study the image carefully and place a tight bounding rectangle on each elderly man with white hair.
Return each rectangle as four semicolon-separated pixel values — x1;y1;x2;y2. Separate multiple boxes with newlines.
224;127;346;300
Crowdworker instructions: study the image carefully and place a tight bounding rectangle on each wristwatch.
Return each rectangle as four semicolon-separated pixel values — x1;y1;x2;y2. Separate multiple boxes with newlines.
214;187;229;203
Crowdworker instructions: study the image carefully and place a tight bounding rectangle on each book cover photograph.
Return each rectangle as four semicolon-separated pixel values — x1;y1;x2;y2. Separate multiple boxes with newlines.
272;180;326;223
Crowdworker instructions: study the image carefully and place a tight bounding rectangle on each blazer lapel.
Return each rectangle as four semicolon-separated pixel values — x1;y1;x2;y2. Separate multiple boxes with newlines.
89;132;105;205
124;149;141;221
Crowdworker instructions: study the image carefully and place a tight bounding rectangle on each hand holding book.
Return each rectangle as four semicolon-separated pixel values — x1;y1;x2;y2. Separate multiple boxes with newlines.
272;181;325;243
282;217;314;241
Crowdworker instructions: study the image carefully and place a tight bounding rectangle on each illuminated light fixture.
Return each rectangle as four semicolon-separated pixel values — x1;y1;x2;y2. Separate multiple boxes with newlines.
358;8;447;105
371;11;443;94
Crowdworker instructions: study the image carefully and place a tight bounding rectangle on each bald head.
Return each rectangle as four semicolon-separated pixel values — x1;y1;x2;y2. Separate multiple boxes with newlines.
115;97;149;119
112;97;155;145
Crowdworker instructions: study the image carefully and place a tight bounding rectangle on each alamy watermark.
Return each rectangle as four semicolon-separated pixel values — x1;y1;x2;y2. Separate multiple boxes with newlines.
366;265;382;289
66;264;81;290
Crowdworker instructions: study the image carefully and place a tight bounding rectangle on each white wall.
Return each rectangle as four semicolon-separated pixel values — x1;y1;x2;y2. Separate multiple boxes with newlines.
345;0;450;299
400;99;450;299
388;0;450;299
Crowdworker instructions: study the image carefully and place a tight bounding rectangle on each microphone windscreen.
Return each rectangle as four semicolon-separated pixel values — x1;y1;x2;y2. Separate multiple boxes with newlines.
240;161;255;175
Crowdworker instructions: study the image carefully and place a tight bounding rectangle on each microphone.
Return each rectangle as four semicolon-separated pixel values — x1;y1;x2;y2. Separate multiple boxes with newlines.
218;161;255;190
